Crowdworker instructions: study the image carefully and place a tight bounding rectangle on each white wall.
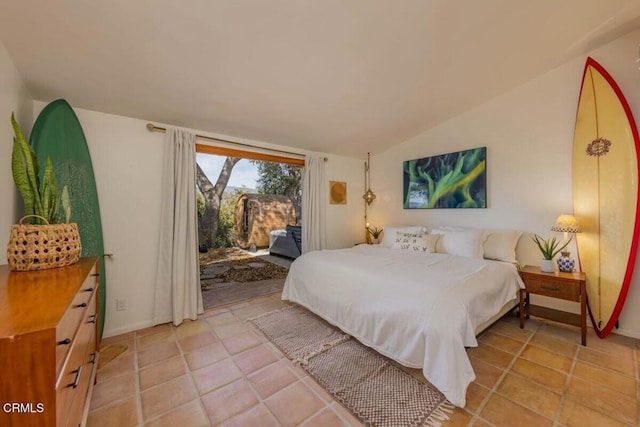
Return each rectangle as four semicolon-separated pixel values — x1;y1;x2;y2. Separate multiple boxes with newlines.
0;41;32;264
31;103;364;337
325;155;367;249
369;30;640;339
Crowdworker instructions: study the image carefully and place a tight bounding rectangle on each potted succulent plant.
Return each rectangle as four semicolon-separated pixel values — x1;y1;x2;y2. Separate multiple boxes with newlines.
11;113;60;224
532;234;572;273
367;226;383;244
7;113;80;271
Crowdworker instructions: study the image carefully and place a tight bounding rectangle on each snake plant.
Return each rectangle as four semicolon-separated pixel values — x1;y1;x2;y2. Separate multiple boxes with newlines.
532;234;572;260
367;226;383;239
11;113;60;224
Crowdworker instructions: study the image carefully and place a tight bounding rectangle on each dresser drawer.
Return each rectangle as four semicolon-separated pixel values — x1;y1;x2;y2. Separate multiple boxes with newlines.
523;276;580;301
66;329;97;427
56;268;98;377
56;289;98;425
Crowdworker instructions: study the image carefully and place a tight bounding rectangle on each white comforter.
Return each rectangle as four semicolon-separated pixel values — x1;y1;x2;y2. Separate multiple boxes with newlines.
282;244;524;407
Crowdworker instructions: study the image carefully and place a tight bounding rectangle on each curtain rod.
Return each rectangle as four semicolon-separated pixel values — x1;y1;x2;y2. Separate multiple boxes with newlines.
146;123;326;161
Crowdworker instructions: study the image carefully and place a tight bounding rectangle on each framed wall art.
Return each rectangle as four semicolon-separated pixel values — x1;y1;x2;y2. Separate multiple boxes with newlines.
329;181;347;204
403;147;486;209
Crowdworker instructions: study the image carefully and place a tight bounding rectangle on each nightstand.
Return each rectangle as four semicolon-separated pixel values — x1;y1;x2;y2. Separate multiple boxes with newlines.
518;265;587;346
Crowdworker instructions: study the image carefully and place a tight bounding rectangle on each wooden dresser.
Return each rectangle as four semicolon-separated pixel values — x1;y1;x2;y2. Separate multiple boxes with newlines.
0;257;100;427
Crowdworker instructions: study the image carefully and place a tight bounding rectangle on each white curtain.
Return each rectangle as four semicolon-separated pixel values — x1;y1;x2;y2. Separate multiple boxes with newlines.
153;128;203;326
302;155;327;253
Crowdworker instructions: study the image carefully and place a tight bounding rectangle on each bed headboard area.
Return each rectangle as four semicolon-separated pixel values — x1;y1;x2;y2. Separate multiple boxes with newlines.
380;224;544;267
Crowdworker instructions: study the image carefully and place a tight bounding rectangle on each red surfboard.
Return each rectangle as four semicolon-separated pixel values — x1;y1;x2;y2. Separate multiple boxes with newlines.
572;57;640;338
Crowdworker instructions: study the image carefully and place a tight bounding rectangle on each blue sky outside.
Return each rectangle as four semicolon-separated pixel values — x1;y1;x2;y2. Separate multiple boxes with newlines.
196;153;258;190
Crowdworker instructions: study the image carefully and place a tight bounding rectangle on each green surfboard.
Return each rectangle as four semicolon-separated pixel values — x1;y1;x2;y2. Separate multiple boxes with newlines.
30;99;106;341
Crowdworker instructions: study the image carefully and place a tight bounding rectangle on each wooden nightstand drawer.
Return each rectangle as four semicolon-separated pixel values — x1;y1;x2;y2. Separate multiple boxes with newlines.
523;277;580;301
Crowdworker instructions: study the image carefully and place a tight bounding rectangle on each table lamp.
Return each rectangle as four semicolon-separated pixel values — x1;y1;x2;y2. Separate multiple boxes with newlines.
551;215;581;272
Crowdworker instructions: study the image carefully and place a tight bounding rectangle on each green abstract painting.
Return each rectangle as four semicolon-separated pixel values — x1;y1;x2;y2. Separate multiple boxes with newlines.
403;147;486;209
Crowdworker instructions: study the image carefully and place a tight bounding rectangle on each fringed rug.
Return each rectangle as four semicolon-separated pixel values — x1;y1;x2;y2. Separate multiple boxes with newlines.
249;306;452;427
248;305;349;363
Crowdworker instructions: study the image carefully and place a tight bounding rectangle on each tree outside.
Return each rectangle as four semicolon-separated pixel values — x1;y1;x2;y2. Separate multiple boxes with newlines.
252;161;302;222
196;156;302;250
196;192;205;218
196;157;241;248
215;188;243;248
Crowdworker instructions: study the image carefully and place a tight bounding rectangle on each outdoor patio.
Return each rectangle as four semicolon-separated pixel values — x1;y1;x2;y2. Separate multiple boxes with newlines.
199;248;293;309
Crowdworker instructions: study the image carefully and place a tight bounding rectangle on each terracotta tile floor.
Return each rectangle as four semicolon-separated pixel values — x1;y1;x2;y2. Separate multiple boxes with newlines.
88;294;640;426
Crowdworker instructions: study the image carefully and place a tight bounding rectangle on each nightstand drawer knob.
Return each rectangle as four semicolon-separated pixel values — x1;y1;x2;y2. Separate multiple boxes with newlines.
541;285;560;292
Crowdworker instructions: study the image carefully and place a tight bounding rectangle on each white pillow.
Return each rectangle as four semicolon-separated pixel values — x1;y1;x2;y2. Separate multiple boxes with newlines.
483;230;522;263
432;226;521;262
432;225;472;232
432;230;486;258
381;225;427;248
392;232;439;253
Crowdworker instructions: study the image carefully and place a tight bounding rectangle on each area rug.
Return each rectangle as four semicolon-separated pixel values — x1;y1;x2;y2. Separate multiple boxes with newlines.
249;305;349;363
249;306;453;427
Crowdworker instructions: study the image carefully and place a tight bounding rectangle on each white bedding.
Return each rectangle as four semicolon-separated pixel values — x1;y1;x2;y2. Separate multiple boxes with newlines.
281;244;524;407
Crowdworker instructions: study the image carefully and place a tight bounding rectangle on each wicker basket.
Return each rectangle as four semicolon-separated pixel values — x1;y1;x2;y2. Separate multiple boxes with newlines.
6;215;82;271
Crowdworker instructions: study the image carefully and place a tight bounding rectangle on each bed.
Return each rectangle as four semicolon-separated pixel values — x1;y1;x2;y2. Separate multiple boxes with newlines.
282;240;524;407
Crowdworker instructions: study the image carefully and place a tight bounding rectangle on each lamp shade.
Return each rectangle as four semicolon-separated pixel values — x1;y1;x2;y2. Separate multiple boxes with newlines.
551;215;581;233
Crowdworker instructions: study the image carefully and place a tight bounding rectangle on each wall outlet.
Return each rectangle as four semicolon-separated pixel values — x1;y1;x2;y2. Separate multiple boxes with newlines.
116;298;126;311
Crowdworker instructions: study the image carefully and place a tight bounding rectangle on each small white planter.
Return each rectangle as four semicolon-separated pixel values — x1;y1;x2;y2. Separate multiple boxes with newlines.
540;259;555;273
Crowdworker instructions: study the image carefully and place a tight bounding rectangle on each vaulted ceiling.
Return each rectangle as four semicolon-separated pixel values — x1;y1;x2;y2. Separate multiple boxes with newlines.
1;1;639;157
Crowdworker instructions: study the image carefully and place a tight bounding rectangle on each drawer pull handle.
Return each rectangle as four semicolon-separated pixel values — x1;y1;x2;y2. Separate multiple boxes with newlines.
81;287;94;292
87;314;97;324
91;273;100;277
89;352;97;364
541;285;560;292
73;302;87;309
67;366;82;389
57;338;72;346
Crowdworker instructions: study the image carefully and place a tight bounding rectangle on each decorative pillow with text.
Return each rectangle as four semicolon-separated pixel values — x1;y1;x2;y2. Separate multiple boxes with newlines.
381;225;427;248
392;232;439;253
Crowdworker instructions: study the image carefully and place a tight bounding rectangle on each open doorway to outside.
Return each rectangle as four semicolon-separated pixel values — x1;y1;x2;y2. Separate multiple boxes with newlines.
195;147;303;310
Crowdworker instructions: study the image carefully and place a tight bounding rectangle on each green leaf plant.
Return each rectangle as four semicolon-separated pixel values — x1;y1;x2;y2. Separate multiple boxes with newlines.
532;234;572;260
61;185;72;223
367;226;383;239
11;113;60;224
